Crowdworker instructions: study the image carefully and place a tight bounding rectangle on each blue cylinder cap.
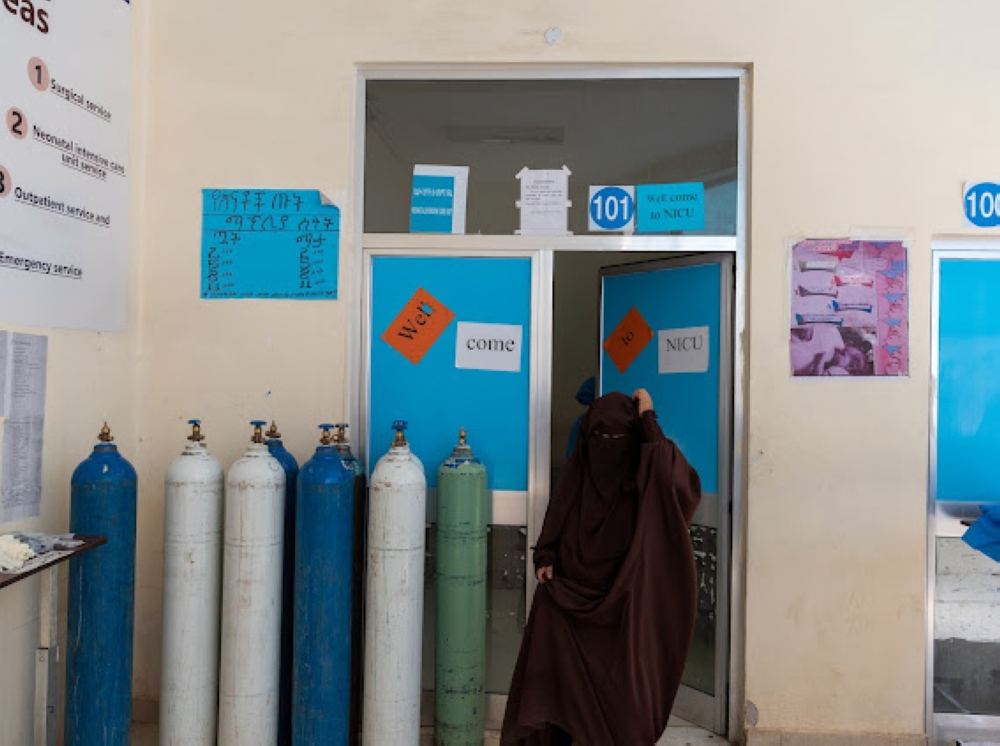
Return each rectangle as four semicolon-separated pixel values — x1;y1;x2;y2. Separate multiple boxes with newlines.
186;419;205;442
318;424;335;446
250;420;267;443
391;420;408;448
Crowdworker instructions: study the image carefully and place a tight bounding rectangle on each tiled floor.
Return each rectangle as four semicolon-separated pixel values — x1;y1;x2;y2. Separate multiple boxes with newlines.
131;722;726;744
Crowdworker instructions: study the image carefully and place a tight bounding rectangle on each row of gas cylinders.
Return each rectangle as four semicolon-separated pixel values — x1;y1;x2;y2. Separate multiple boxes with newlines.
64;418;487;746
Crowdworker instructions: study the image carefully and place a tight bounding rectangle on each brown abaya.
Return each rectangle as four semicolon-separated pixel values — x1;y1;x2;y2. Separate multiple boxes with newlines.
501;392;702;746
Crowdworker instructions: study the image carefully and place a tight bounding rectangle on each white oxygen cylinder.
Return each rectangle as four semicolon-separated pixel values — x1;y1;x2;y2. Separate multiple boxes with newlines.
160;420;225;746
363;421;427;745
218;420;286;746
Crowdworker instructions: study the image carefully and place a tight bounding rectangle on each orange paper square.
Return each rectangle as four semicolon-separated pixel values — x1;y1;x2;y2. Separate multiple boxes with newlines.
381;287;456;364
603;306;654;374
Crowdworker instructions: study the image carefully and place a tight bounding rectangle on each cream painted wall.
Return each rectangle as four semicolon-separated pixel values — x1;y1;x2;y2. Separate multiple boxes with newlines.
0;2;150;739
130;0;1000;739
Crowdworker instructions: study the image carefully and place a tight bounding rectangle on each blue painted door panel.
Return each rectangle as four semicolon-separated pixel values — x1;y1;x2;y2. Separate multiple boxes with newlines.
600;259;727;494
370;256;531;491
937;258;1000;504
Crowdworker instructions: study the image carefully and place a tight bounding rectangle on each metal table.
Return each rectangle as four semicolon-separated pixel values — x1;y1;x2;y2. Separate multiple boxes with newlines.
0;535;107;746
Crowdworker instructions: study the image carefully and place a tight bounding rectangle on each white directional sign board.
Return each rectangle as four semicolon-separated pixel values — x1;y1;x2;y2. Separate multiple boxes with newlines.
0;0;130;331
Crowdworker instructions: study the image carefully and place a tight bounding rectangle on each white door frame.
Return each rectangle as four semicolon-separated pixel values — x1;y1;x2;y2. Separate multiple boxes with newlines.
349;65;750;742
927;238;1000;745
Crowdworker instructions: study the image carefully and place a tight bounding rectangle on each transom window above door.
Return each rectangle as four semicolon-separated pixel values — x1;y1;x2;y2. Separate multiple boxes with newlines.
364;78;739;237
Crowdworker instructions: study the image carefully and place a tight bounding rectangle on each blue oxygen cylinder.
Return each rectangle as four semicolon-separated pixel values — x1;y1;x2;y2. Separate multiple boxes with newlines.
293;424;355;744
332;423;366;746
265;420;299;746
66;423;138;746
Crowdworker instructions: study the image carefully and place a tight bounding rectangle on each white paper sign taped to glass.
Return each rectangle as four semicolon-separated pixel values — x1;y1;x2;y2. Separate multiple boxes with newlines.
0;0;131;330
455;321;523;373
410;165;469;234
658;326;709;374
516;166;571;235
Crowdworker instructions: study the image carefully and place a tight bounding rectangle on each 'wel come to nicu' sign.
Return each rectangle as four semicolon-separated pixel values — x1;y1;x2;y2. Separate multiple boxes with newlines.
635;183;705;233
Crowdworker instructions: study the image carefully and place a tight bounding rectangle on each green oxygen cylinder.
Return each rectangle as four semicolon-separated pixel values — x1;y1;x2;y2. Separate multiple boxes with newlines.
435;428;487;746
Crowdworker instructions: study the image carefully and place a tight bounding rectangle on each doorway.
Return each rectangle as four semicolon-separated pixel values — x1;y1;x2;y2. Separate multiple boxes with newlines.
928;240;1000;745
552;251;734;734
354;67;748;742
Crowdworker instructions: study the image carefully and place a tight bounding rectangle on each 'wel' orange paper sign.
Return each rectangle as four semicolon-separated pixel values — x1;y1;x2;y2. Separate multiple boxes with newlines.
603;306;654;374
382;287;456;364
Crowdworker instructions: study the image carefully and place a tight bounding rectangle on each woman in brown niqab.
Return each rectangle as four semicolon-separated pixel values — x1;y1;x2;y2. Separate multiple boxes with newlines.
501;389;702;746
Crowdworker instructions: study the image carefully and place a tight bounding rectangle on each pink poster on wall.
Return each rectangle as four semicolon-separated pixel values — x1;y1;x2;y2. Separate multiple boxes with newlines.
790;239;908;377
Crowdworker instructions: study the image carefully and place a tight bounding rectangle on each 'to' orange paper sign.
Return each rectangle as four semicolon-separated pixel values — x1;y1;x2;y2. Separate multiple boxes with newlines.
382;287;456;364
603;306;654;374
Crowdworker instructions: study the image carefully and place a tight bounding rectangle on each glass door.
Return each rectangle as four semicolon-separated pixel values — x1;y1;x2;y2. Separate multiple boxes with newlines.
929;245;1000;745
598;254;734;734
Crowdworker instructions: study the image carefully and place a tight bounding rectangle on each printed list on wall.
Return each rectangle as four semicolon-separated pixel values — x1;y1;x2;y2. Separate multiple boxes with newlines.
790;239;909;377
0;331;48;524
201;189;340;300
0;0;130;331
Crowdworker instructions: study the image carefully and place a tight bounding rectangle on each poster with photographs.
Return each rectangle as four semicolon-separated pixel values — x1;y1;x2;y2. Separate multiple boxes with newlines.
790;239;908;377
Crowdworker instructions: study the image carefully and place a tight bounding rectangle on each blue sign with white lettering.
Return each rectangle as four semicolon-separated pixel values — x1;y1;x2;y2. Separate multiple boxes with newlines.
410;175;455;233
636;182;705;233
964;182;1000;227
589;186;635;231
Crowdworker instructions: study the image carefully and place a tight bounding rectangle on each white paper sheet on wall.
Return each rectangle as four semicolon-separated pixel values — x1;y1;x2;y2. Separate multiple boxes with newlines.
0;332;48;523
516;166;572;235
7;334;47;419
0;331;8;417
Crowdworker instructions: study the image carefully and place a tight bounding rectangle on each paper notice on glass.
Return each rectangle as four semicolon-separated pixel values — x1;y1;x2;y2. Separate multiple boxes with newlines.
411;165;470;234
0;333;48;523
516;166;571;235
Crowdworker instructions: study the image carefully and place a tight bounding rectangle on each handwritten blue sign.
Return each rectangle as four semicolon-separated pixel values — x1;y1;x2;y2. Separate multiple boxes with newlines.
964;182;1000;228
201;189;339;300
410;175;456;233
635;182;705;233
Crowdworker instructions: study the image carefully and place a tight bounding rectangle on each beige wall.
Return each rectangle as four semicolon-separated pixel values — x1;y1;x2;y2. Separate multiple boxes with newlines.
140;0;1000;739
9;0;1000;740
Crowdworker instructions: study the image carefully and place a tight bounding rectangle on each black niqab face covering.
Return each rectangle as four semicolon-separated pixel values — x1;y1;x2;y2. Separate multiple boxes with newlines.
579;392;641;501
